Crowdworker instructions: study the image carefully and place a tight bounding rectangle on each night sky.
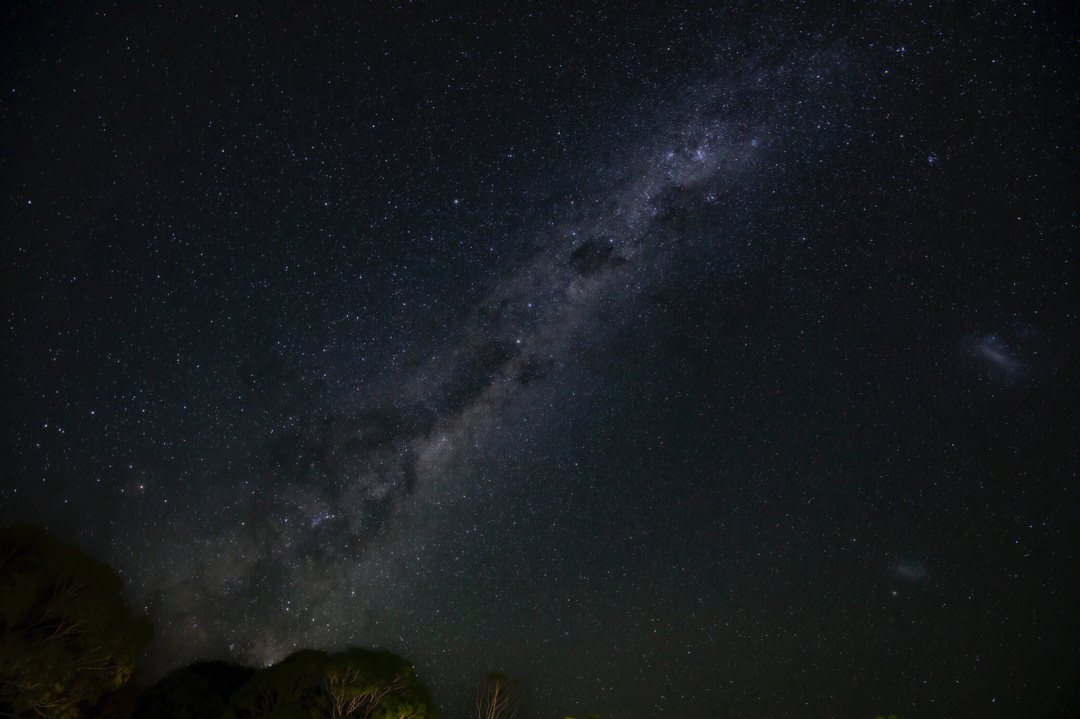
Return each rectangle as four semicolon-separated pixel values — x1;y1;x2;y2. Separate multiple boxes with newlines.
3;3;1079;718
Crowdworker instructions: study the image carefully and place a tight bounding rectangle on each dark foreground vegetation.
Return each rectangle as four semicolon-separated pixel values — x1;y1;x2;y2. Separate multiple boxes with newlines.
1;526;591;719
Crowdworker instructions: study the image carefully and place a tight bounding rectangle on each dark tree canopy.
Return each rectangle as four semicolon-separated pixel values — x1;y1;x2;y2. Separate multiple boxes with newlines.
475;672;519;719
224;647;433;719
0;526;153;719
132;660;255;719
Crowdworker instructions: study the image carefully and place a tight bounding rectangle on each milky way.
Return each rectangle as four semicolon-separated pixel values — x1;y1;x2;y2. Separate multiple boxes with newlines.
140;32;824;672
5;4;1078;718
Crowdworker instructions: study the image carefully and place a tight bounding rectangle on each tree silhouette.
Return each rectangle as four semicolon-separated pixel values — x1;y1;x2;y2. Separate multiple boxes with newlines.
132;660;254;719
224;647;433;719
0;526;152;719
475;673;519;719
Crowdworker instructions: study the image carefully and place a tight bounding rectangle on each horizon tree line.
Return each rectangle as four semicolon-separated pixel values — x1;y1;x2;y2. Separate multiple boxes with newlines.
1;526;598;719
